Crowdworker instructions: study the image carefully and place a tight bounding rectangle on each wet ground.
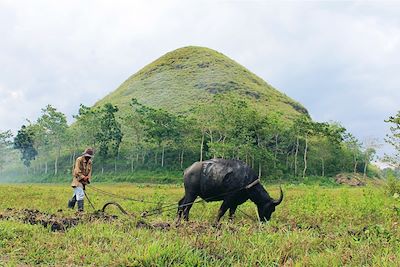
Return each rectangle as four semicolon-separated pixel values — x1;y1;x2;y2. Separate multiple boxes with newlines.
136;220;171;230
0;208;118;232
0;207;241;233
1;206;392;247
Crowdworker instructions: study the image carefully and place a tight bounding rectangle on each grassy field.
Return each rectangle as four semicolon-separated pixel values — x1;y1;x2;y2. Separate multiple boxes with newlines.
0;183;399;266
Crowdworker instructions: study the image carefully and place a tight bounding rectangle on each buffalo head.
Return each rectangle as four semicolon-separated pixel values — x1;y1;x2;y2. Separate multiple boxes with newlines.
258;186;283;222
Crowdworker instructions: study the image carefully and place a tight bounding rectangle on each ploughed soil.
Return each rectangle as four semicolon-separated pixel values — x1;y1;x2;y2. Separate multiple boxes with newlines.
0;208;213;232
0;207;244;233
0;208;118;232
2;208;393;244
136;219;171;230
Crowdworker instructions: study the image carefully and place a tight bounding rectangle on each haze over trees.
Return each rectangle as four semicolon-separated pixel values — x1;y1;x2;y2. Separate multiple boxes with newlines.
0;130;13;173
384;111;400;169
3;96;380;181
13;125;38;169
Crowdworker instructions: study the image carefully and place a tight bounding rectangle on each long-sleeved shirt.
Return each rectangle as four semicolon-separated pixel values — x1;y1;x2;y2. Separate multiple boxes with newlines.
71;155;92;188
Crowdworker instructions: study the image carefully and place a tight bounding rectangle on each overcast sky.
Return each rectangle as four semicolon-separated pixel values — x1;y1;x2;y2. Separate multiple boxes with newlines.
1;0;399;157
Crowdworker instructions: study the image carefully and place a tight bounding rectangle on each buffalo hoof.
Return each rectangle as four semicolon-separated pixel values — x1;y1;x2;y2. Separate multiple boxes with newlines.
212;222;222;229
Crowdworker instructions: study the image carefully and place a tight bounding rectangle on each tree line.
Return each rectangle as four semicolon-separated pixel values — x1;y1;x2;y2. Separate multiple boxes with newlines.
2;95;399;180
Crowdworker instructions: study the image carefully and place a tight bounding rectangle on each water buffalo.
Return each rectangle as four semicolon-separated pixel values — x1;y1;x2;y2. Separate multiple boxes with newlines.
176;158;283;223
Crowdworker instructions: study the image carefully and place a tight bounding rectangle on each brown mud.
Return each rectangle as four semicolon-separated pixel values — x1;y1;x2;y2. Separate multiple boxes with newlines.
136;220;171;230
0;207;250;234
0;208;118;232
3;208;377;238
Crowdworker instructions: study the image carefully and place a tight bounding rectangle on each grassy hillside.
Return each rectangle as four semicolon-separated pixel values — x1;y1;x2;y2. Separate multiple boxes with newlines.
95;46;308;118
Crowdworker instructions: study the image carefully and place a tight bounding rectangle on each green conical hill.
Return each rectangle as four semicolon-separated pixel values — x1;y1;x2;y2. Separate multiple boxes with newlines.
95;46;308;118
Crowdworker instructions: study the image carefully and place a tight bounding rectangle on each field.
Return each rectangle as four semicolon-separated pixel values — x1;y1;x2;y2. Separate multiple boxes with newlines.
0;183;399;266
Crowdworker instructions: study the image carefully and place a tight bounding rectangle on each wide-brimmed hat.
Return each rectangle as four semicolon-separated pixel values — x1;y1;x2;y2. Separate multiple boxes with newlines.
82;148;94;158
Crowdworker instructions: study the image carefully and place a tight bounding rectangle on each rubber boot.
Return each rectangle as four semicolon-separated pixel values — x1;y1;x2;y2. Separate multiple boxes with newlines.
68;195;77;209
77;200;84;212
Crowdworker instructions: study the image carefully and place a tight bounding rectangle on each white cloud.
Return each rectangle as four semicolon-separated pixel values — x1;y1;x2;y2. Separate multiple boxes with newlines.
0;0;399;156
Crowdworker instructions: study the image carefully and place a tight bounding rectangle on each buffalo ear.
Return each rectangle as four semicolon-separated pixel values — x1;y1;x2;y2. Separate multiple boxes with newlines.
272;186;283;206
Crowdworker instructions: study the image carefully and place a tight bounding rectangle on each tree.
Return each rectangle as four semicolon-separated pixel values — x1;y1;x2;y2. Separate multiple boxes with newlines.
96;103;123;173
131;99;182;167
292;116;315;179
384;111;400;168
73;104;102;147
195;95;257;162
27;121;50;174
37;105;68;175
265;113;286;170
174;116;199;169
287;117;305;178
0;130;13;172
194;95;231;160
120;109;147;172
291;117;342;179
73;103;123;173
309;136;331;177
343;133;362;174
14;125;38;168
309;123;345;177
362;137;380;177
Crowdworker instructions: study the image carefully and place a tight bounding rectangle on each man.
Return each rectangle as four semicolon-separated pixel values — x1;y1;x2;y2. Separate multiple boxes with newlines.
67;148;94;212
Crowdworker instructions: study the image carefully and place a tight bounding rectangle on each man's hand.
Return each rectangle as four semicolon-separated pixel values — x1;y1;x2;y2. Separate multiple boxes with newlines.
80;176;90;185
84;176;90;184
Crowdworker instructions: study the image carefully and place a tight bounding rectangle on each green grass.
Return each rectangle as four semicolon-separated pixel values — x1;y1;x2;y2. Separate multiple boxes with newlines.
10;170;184;184
0;183;399;266
95;46;308;120
8;170;345;187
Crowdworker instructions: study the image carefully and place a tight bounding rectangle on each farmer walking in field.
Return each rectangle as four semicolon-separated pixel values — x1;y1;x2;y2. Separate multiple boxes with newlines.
67;148;94;212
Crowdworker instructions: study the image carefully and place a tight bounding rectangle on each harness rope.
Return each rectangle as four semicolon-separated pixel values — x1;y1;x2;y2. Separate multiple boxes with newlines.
87;185;162;204
84;191;96;210
237;208;258;222
159;179;260;217
87;179;261;220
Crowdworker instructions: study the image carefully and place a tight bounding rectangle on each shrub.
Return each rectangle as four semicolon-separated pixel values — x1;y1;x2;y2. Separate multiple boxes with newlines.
385;173;400;196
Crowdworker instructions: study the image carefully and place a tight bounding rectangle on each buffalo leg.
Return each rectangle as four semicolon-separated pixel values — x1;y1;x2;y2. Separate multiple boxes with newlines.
176;196;185;224
229;205;237;221
215;201;230;223
182;193;197;221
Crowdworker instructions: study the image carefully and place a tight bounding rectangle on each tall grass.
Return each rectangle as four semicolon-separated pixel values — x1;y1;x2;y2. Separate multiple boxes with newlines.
0;183;399;266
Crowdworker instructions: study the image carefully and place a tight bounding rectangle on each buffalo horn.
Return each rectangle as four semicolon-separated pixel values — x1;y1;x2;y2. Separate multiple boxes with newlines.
273;186;283;206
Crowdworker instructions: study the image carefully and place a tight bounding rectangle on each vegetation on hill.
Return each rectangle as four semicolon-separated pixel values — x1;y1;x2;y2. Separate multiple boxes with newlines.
95;46;308;119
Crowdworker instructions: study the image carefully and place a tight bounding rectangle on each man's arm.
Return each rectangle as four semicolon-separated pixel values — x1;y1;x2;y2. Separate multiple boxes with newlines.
86;161;92;184
73;158;86;182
